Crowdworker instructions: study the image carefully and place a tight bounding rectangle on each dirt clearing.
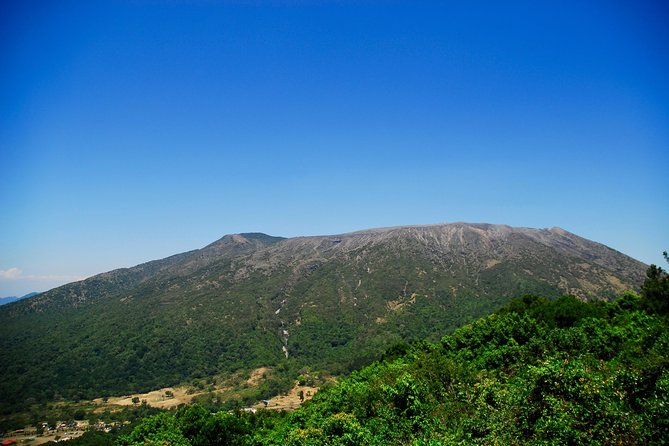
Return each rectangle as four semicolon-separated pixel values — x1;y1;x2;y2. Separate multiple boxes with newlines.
93;386;204;410
252;384;319;411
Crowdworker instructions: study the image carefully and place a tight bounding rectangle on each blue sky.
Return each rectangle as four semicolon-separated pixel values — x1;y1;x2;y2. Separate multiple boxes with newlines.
1;1;668;296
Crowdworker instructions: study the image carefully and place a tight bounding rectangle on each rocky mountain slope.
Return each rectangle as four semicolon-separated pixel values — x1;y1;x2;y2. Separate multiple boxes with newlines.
0;223;646;410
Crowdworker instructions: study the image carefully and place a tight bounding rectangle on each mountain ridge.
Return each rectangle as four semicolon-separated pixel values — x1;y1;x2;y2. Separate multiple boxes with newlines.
4;223;644;316
0;292;40;306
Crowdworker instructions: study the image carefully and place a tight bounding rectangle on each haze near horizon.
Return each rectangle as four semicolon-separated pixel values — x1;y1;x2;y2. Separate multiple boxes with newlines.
1;1;667;297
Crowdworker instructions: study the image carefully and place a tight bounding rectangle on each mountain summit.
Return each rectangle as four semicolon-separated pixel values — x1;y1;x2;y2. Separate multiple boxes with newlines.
0;223;646;408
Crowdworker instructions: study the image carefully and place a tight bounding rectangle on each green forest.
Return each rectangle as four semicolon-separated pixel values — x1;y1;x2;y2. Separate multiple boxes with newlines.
77;255;669;445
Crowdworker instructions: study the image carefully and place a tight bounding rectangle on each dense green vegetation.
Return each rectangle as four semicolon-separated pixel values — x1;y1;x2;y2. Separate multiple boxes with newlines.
114;266;669;445
640;251;669;316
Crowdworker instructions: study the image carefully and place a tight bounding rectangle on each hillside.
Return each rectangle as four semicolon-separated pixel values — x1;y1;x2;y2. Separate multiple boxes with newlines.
0;223;646;412
119;293;669;445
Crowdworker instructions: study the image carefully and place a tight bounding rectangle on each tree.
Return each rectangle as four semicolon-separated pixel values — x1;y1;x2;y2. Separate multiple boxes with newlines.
641;251;669;316
118;412;189;446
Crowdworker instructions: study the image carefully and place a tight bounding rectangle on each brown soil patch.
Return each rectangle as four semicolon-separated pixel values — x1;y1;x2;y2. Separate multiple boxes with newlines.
387;293;417;312
606;274;625;291
247;367;271;386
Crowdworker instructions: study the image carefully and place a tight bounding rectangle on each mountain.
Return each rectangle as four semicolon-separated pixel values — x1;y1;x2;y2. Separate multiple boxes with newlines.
0;223;646;411
0;292;40;306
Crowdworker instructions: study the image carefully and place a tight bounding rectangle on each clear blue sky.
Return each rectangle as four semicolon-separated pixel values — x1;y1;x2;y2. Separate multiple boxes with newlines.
1;1;668;296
